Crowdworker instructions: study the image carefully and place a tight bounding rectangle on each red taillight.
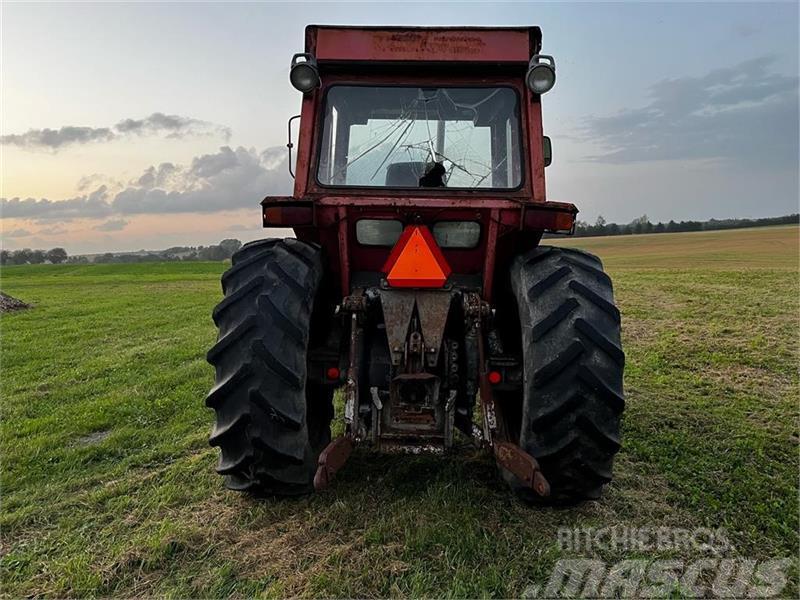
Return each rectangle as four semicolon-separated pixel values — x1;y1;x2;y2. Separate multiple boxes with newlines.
488;371;502;385
326;367;340;380
382;225;451;288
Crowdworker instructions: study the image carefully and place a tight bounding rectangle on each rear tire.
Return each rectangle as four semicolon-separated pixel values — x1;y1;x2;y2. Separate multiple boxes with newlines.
206;238;333;495
507;246;625;503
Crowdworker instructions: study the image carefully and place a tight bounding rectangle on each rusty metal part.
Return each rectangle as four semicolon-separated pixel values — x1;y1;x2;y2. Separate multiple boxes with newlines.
487;327;505;356
463;292;482;319
310;26;538;65
313;436;354;491
370;386;382;442
463;291;497;445
380;290;416;366
471;424;484;447
336;206;350;295
381;371;446;449
408;330;423;357
494;441;550;497
443;389;456;448
345;311;364;438
415;291;452;367
381;290;453;368
482;210;500;303
391;372;439;409
341;294;368;312
378;432;445;454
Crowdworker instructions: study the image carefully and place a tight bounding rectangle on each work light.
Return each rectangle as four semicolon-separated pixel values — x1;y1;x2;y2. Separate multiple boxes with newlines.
526;55;556;95
290;53;320;94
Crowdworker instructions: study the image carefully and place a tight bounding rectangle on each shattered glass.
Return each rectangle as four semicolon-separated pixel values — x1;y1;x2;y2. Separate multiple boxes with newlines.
317;86;522;189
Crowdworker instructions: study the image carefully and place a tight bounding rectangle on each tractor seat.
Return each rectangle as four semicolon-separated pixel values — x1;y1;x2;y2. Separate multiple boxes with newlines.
385;162;425;187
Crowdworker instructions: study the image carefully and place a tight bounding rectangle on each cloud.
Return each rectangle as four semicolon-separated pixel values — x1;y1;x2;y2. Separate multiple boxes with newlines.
76;173;124;193
227;223;261;232
1;112;231;151
93;218;129;232
1;145;291;220
134;163;180;189
1;186;114;221
111;146;291;215
114;113;231;141
38;225;68;235
581;56;799;165
2;127;114;150
3;228;33;238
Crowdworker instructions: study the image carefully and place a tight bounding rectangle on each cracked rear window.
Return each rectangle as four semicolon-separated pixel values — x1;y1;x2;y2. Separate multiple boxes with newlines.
317;86;522;189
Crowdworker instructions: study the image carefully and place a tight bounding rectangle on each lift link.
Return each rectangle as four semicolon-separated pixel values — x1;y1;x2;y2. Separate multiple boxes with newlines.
465;292;551;498
494;441;551;497
313;436;353;491
314;293;366;491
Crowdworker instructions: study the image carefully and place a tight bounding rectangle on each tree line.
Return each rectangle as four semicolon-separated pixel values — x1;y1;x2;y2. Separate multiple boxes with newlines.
1;239;244;265
568;213;799;238
1;248;68;265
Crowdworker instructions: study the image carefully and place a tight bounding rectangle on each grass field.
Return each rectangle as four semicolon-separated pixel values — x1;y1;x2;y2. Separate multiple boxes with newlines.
1;225;798;597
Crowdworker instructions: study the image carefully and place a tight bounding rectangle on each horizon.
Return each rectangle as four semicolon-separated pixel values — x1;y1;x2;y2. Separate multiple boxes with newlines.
2;2;798;254
4;212;797;260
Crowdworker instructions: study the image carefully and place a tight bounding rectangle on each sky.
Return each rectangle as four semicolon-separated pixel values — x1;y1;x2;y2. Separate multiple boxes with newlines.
1;1;798;254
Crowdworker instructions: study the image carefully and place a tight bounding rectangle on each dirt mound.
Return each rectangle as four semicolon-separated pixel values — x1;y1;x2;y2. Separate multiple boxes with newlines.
0;292;31;313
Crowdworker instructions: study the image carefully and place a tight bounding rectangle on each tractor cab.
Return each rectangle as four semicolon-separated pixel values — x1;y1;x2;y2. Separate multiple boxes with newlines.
265;26;575;297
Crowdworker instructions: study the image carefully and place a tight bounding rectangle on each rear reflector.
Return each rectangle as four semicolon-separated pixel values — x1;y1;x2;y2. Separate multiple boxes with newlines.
262;205;313;227
382;225;451;288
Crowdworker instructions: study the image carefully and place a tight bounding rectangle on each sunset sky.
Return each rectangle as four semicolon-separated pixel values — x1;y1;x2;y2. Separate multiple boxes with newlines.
2;2;798;254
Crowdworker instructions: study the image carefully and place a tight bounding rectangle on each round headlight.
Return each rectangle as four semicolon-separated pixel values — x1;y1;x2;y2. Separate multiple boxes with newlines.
289;53;320;94
526;55;556;95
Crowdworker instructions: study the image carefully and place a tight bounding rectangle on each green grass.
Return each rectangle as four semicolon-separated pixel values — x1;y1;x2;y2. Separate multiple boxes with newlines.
1;226;798;597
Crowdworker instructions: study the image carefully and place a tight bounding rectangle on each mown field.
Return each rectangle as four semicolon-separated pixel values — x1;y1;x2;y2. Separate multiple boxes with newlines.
1;225;798;597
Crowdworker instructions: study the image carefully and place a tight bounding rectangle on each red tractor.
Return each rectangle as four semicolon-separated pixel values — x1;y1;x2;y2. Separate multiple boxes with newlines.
206;26;624;503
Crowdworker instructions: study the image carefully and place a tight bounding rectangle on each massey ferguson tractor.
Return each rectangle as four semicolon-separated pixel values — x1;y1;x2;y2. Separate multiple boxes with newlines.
206;26;624;503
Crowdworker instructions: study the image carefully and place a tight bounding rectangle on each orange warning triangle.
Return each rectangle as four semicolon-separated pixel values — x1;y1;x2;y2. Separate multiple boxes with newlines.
383;225;451;288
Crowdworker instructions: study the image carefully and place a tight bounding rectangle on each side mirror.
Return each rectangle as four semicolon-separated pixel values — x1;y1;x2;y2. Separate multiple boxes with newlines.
543;136;552;167
287;114;301;179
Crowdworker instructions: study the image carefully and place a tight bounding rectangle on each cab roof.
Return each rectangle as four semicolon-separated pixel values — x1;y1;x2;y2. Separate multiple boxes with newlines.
305;25;542;65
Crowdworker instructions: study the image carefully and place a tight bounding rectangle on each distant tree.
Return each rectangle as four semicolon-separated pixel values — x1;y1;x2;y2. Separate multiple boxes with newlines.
46;247;68;264
627;215;646;235
97;253;116;263
198;245;227;261
67;255;89;264
11;249;32;264
219;239;243;258
0;250;9;265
